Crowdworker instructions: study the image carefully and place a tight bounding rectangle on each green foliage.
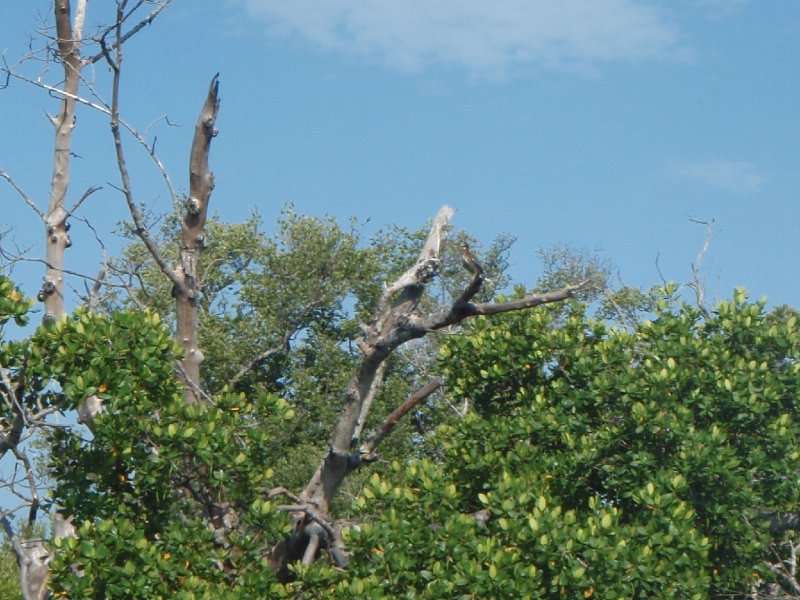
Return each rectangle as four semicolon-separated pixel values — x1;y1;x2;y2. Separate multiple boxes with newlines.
534;244;610;299
0;299;291;597
109;212;514;492
0;540;22;600
8;228;799;598
0;276;32;329
300;286;800;597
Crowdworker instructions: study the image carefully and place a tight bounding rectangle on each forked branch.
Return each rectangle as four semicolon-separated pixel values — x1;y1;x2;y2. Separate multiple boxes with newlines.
272;205;584;578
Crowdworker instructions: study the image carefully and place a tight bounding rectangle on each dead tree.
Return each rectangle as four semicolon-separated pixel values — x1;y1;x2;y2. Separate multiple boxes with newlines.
101;5;220;402
175;77;220;403
3;0;581;591
270;205;585;572
0;2;172;598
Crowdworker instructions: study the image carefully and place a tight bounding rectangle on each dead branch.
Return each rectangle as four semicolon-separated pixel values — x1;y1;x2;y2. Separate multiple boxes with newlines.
0;170;44;219
688;217;716;318
766;559;800;597
0;254;123;289
267;206;583;578
5;67;180;210
229;341;288;388
293;204;582;561
353;361;388;444
87;1;173;65
82;268;106;311
65;185;102;216
414;283;584;330
361;377;444;459
104;17;183;295
1;517;50;600
380;205;453;304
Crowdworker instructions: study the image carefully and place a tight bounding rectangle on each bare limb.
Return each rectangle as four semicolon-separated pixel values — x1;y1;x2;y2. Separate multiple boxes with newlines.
0;170;44;219
104;11;183;294
6;68;181;210
361;377;444;458
82;268;106;311
229;342;287;388
0;254;125;288
299;205;580;520
11;446;40;524
766;559;800;597
87;1;173;65
270;206;582;577
302;528;321;565
688;217;716;318
267;487;303;503
65;185;102;216
4;70;112;115
352;361;387;444
404;282;585;337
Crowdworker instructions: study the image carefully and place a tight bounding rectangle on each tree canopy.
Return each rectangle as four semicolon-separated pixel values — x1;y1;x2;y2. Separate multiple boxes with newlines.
1;2;800;599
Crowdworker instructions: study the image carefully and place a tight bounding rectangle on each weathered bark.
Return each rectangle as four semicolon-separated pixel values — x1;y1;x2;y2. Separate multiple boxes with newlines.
175;75;220;403
299;206;454;515
269;205;585;575
3;3;89;598
40;0;86;319
300;205;583;518
1;518;49;600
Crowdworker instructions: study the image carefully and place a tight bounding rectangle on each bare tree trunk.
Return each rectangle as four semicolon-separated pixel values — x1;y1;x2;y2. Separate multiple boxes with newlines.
40;0;86;319
175;75;220;403
5;3;89;598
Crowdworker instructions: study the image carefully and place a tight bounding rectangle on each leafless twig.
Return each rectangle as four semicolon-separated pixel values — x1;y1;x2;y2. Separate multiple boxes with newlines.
0;170;45;219
688;217;716;318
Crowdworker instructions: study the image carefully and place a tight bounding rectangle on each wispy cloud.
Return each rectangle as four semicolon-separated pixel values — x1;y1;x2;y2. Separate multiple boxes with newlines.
238;0;684;75
685;0;751;17
667;158;767;194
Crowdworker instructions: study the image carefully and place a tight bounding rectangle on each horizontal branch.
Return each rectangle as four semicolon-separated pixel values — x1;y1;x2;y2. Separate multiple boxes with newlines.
0;253;128;289
471;283;586;316
413;281;587;333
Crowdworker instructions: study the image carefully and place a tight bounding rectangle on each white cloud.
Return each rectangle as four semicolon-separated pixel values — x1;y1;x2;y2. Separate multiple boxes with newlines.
237;0;684;75
667;159;767;194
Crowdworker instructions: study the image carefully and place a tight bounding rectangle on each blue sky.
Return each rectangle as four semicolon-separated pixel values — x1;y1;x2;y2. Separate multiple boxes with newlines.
2;0;799;312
